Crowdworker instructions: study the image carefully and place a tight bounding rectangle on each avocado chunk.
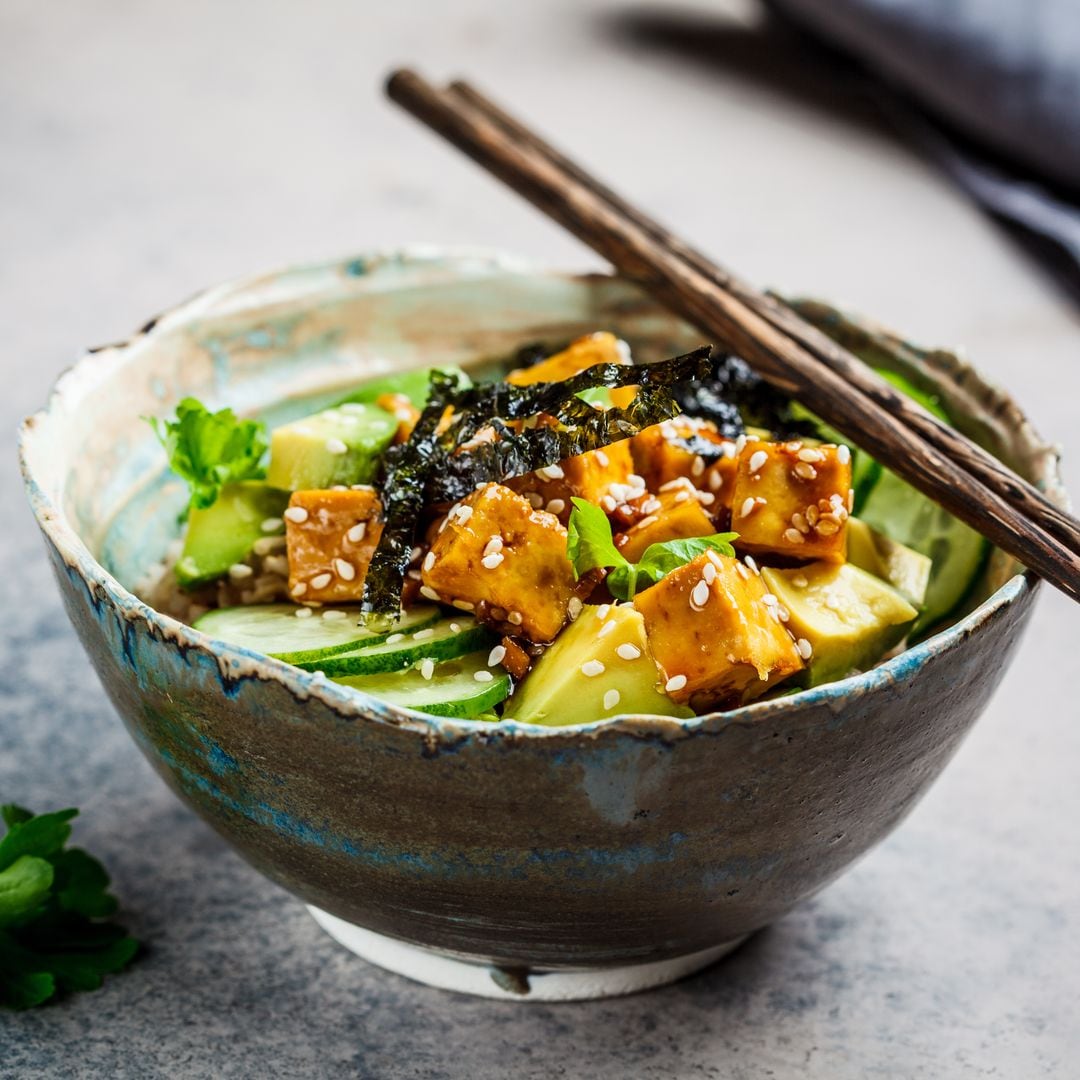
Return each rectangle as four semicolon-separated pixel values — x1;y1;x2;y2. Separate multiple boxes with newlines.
265;403;396;491
761;562;918;687
504;605;692;726
333;366;470;410
846;517;932;609
176;482;289;587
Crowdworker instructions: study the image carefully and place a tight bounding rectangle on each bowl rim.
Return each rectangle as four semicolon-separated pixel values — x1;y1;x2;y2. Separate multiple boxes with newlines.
18;246;1065;744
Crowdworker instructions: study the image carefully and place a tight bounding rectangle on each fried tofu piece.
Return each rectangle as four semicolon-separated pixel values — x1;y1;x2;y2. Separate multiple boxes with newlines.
506;440;636;524
421;483;582;643
729;441;852;562
630;418;738;512
617;485;716;562
633;551;803;707
285;487;383;604
507;331;636;409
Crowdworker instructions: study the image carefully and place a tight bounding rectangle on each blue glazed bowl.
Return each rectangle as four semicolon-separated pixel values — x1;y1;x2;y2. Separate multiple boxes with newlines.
19;249;1063;1000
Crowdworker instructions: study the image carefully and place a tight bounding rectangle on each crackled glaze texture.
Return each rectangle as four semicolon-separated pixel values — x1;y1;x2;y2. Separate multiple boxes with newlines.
19;250;1062;977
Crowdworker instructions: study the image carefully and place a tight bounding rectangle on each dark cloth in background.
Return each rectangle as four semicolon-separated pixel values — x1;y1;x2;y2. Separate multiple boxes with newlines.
769;0;1080;302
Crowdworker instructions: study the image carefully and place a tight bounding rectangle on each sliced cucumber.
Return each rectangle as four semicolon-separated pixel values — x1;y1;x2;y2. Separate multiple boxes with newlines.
194;604;440;664
334;652;511;717
302;616;494;676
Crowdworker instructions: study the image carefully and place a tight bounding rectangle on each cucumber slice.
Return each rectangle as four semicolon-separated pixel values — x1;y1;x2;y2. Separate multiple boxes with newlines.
334;652;511;717
302;617;494;676
194;604;439;664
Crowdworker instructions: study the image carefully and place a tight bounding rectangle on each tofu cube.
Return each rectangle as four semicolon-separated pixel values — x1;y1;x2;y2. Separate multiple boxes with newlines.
506;440;636;523
617;485;715;562
422;483;581;643
633;551;804;707
630;418;738;512
507;331;636;409
729;441;852;562
285;487;383;604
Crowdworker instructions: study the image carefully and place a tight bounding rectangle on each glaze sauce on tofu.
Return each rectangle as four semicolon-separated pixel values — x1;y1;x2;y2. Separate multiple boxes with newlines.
158;332;952;723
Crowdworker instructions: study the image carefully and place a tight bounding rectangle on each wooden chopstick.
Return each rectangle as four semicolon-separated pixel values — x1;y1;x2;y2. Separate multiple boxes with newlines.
447;78;1080;561
385;69;1080;606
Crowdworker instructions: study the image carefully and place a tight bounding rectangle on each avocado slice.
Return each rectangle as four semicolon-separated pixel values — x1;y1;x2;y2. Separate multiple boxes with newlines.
265;403;396;491
761;562;918;687
846;517;932;609
504;605;692;726
333;366;471;410
176;481;289;587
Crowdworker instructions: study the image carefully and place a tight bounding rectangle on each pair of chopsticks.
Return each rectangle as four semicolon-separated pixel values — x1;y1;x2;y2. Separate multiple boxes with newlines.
385;69;1080;606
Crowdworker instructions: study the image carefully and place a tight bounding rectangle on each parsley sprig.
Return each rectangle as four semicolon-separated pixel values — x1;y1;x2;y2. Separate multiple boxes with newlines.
566;498;738;600
0;805;138;1010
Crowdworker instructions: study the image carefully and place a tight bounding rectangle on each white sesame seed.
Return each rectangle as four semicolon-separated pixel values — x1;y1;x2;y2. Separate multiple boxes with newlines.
636;514;659;530
674;490;690;504
422;552;436;571
739;497;757;519
474;670;495;683
691;455;706;477
407;570;422;581
456;505;473;524
346;523;368;544
665;674;688;693
322;610;347;621
284;506;309;524
538;464;565;481
481;552;504;570
792;512;810;534
419;586;441;602
721;441;737;459
333;558;355;581
745;555;760;575
598;619;617;638
290;581;308;597
386;633;404;644
794;462;818;480
628;473;647;489
796;638;814;660
310;572;332;590
703;561;717;584
792;573;809;588
253;535;286;556
581;660;605;677
748;450;768;474
413;628;435;641
228;563;253;580
603;689;621;711
295;607;312;618
420;659;435;680
506;609;522;624
783;528;806;544
488;645;506;667
762;593;778;607
708;471;724;492
642;497;662;514
616;643;642;660
735;434;747;455
735;562;750;580
568;596;584;621
817;519;840;536
527;492;544;509
659;477;694;493
696;491;716;506
260;517;284;533
777;606;790;623
838;444;851;465
601;495;617;513
596;604;611;620
830;493;845;508
806;505;819;526
546;499;566;516
691;580;711;609
325;437;348;455
798;448;825;463
594;450;610;468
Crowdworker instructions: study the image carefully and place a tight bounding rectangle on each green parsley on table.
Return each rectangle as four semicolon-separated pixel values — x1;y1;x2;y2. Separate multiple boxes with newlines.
0;805;139;1010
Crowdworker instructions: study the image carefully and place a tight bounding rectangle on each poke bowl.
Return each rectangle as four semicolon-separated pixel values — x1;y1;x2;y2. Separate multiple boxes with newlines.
18;248;1062;1001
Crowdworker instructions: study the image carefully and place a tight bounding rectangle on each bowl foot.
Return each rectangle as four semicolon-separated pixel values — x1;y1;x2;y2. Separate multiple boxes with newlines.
307;906;748;1001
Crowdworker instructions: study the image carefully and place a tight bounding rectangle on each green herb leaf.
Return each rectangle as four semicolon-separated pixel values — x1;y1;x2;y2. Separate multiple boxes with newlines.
147;397;268;511
0;806;138;1010
566;502;738;601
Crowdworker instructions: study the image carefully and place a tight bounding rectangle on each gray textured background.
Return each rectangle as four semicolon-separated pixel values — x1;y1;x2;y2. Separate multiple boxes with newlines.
3;1;1078;1077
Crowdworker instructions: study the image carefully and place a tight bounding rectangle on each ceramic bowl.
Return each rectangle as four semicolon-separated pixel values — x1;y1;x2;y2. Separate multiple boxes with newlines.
19;249;1062;1001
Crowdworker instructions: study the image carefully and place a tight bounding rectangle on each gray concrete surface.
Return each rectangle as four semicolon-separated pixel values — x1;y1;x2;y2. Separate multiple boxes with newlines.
2;1;1078;1076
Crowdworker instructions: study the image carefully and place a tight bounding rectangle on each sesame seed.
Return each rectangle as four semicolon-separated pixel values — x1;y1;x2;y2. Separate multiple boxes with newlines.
601;495;617;513
596;604;611;620
581;660;605;677
796;638;814;660
538;464;565;481
703;561;717;584
792;573;809;588
642;497;662;514
628;473;647;489
322;610;347;621
695;491;716;506
748;450;768;474
636;514;659;530
346;523;368;543
691;580;710;609
295;607;312;618
406;570;422;581
735;434;747;455
481;552;504;570
527;492;544;509
659;477;694;493
284;506;309;524
386;634;404;644
227;563;253;580
568;596;584;621
806;505;819;526
792;512;810;534
762;593;778;607
722;441;737;459
603;689;621;711
838;444;851;465
745;556;760;575
777;606;790;623
783;528;805;544
333;558;355;581
253;536;286;556
488;645;506;667
546;498;566;516
794;462;818;480
455;505;473;524
708;471;724;492
674;491;690;504
817;519;840;536
691;455;706;477
325;437;348;455
420;659;435;680
739;497;757;519
506;609;522;624
290;581;308;597
594;450;610;468
419;586;441;601
310;572;332;589
797;448;825;463
474;670;495;683
616;643;642;661
735;562;750;580
260;517;284;533
665;674;688;693
597;620;617;638
422;552;436;572
413;628;435;641
830;493;845;508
